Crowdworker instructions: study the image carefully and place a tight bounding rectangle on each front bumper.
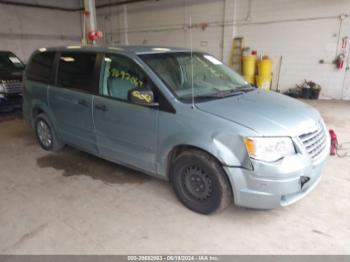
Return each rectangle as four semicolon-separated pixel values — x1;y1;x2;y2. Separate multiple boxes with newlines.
0;94;22;111
225;136;330;209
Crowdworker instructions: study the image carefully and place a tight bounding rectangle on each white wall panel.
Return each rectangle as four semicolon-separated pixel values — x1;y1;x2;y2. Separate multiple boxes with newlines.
97;0;350;99
234;0;350;99
1;0;349;99
0;1;82;62
97;0;226;59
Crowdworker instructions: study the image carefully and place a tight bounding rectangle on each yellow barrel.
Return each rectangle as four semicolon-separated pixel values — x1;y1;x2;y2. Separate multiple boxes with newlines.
257;58;272;76
244;74;255;85
242;55;256;77
256;75;272;90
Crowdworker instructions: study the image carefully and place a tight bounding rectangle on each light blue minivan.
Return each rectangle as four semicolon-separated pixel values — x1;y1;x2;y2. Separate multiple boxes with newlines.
23;45;330;214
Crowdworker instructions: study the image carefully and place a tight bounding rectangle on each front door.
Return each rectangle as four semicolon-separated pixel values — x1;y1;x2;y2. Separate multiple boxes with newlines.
93;54;158;173
49;52;98;154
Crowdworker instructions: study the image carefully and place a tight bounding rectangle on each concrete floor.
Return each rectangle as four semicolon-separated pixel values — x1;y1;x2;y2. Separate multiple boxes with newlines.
0;100;349;255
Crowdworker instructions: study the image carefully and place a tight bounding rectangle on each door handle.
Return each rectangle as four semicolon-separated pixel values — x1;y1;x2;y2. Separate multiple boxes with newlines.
95;103;108;112
77;99;88;107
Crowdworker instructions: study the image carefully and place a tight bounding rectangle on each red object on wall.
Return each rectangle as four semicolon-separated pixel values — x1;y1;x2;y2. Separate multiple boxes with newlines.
342;36;348;49
81;10;90;16
329;129;338;155
336;54;345;69
88;31;103;41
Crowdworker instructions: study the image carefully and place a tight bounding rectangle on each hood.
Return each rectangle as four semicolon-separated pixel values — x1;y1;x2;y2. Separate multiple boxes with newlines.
196;90;321;136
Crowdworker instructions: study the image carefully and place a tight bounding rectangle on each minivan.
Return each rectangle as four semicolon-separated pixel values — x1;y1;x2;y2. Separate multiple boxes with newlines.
0;51;25;111
23;45;330;214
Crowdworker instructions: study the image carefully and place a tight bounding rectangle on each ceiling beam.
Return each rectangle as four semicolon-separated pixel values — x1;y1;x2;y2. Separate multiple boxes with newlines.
0;0;158;12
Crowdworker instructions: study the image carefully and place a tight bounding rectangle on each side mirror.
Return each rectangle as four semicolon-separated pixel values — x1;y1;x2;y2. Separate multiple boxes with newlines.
128;89;158;107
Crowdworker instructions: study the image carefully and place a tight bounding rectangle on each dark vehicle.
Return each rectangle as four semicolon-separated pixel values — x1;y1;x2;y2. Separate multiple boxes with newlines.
0;51;25;111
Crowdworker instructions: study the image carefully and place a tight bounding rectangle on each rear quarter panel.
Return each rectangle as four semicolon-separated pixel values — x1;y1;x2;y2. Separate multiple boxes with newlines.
23;77;53;128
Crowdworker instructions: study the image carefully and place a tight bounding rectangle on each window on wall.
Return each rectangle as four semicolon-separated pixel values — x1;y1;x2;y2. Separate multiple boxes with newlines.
101;55;155;102
57;52;97;93
26;52;55;84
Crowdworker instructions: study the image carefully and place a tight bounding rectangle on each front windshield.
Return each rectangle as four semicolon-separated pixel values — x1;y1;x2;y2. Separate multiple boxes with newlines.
0;52;25;71
140;52;250;101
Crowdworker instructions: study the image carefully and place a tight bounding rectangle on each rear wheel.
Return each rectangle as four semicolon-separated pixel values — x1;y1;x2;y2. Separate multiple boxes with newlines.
35;113;63;151
170;149;232;214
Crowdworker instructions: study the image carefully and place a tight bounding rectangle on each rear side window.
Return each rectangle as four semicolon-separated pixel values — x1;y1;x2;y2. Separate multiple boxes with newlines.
26;52;55;83
57;52;97;93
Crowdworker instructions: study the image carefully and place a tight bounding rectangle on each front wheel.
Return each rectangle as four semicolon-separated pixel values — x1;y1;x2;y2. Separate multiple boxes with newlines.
170;150;232;214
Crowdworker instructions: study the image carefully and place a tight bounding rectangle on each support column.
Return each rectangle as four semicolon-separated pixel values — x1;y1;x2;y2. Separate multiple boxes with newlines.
222;0;235;64
84;0;97;44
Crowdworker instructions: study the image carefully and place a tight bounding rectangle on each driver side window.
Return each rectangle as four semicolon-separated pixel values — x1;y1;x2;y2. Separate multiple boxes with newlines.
101;54;154;102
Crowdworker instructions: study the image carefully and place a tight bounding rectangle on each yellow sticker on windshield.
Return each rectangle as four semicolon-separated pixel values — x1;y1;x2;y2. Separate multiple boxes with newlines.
110;68;144;87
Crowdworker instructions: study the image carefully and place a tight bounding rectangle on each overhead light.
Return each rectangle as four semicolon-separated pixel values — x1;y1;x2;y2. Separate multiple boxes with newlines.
108;47;123;51
66;45;81;49
203;55;222;65
152;48;171;52
38;48;47;52
60;57;75;62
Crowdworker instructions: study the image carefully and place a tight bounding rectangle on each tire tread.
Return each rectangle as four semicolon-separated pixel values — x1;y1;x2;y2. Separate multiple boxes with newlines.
171;149;232;214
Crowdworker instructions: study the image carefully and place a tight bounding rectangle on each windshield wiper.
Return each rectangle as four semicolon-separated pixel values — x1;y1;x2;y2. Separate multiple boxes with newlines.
181;85;254;101
235;84;255;92
208;85;255;98
195;90;245;99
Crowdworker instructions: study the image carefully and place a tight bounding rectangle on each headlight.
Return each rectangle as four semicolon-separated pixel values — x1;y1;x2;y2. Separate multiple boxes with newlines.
244;137;296;162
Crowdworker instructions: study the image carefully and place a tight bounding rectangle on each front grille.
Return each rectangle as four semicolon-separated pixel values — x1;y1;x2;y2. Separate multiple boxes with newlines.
1;80;23;94
299;121;327;161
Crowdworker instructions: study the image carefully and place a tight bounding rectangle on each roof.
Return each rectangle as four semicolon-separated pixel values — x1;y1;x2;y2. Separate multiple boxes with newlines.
38;45;193;55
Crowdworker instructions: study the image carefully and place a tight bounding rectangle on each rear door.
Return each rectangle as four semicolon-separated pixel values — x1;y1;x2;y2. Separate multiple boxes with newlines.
49;51;99;154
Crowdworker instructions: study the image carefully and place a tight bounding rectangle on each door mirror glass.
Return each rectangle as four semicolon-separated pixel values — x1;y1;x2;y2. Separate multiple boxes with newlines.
128;89;158;107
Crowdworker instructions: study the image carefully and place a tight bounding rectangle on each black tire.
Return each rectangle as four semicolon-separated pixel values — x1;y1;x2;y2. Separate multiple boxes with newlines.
34;113;64;151
170;149;232;214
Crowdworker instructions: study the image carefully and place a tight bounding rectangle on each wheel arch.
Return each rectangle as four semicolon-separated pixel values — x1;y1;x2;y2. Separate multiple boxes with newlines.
32;107;44;119
166;144;235;211
167;145;220;173
31;100;57;129
166;145;231;186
